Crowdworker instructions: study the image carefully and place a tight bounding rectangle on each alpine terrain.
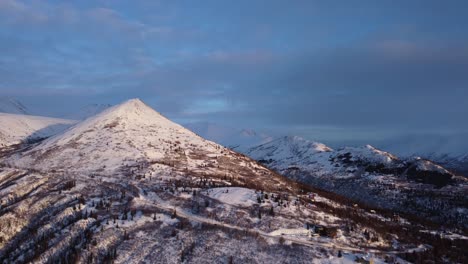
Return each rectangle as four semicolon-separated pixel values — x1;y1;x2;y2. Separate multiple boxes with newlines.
0;113;76;148
246;136;468;228
0;99;466;263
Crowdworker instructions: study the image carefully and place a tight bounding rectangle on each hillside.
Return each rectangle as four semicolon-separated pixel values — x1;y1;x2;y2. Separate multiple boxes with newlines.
246;137;468;227
0;113;76;148
1;99;464;263
7;99;287;193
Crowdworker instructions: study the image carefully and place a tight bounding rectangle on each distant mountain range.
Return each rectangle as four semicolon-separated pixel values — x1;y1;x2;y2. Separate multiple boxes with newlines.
244;136;467;226
182;125;468;226
187;122;468;178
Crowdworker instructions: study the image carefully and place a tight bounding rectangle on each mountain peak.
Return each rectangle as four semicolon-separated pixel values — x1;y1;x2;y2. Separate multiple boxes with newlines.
9;98;215;173
284;135;303;141
94;98;167;124
280;135;333;152
122;98;145;106
364;144;376;150
112;98;151;113
336;144;399;164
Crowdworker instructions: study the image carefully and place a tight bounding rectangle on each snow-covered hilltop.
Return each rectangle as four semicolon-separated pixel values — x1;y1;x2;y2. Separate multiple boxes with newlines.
247;136;333;171
7;99;291;192
248;136;332;161
0;113;76;148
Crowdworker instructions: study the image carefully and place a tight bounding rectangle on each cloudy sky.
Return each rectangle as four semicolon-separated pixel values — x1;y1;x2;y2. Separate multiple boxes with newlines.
1;0;467;145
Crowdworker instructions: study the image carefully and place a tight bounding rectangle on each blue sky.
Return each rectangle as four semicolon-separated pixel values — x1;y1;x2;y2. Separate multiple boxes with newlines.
1;0;467;145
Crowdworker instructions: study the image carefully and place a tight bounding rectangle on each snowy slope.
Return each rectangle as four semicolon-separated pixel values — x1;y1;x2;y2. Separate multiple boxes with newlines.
0;113;76;147
184;122;273;152
207;187;258;207
248;136;332;161
0;97;30;115
246;136;453;181
9;99;286;193
246;137;403;177
247;136;333;173
11;99;219;172
334;145;398;165
245;136;467;227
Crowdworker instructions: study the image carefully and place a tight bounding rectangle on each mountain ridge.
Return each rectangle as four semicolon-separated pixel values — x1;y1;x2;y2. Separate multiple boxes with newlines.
0;112;76;148
244;135;467;227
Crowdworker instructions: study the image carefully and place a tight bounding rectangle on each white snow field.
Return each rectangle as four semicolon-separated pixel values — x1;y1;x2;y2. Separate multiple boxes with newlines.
207;187;258;206
0;112;76;147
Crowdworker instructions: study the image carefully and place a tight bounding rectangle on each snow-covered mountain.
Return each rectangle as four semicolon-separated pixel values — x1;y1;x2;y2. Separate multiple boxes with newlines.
247;136;333;170
10;99;278;181
66;103;112;120
0;97;30;115
184;122;273;152
247;137;455;185
0;99;466;263
0;112;76;148
246;136;467;227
